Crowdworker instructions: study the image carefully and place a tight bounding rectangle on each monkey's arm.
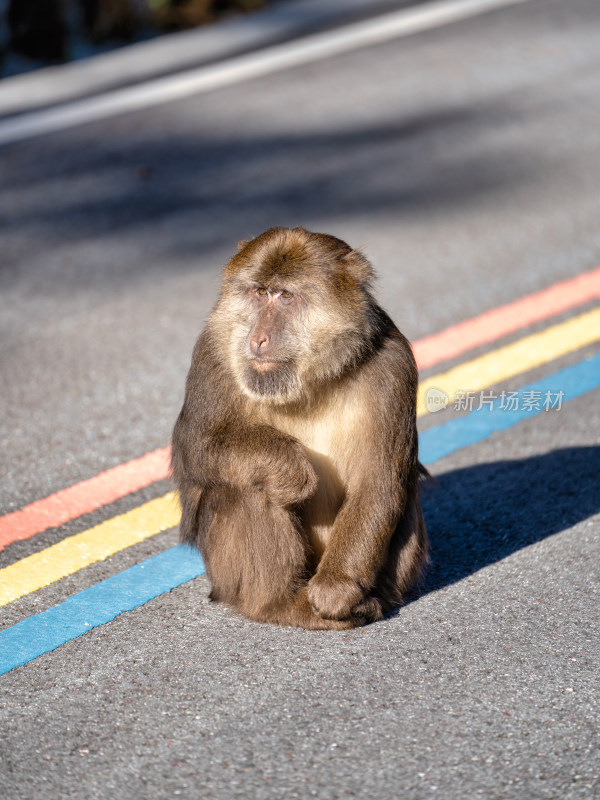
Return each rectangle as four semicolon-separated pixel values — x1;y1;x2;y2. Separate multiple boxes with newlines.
173;416;317;507
307;476;414;619
308;334;420;620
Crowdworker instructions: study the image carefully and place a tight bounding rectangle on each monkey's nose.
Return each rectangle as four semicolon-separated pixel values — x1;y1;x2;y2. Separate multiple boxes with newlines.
251;334;269;355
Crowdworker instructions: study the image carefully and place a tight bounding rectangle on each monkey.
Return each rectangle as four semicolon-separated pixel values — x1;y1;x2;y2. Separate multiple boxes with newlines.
171;227;429;630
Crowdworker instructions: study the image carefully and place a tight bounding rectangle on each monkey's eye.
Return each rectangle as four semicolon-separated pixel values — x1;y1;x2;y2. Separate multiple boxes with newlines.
281;290;293;300
256;287;268;296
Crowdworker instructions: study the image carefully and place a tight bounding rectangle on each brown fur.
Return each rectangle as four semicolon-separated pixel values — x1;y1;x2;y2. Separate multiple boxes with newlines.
171;227;429;629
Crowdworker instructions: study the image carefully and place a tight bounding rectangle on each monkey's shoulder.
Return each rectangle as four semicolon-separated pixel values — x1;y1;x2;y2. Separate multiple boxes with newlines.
364;320;418;387
181;326;245;425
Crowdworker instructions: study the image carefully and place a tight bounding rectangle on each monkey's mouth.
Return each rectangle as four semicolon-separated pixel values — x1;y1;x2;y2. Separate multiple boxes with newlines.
250;357;285;373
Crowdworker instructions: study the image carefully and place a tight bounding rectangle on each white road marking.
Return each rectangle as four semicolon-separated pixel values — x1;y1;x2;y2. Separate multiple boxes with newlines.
0;0;530;146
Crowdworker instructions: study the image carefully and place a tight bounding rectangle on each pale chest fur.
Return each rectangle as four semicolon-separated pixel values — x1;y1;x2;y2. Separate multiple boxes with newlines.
262;383;371;559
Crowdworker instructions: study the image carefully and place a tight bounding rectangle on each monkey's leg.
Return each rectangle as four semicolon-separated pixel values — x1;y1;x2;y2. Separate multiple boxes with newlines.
374;495;429;612
196;485;362;630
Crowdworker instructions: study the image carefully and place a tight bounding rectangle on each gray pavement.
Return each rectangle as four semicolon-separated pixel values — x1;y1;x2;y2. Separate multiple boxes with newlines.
1;0;599;797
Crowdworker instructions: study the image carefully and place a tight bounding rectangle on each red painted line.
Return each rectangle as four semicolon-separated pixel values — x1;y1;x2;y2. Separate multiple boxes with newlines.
0;447;171;550
413;265;600;370
1;266;599;550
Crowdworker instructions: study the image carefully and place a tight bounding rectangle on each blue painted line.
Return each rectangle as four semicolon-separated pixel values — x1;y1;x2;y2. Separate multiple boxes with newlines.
0;545;204;675
1;351;599;676
419;351;600;463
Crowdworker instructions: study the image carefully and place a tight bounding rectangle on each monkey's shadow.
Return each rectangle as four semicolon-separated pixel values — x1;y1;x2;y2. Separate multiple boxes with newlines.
411;445;599;601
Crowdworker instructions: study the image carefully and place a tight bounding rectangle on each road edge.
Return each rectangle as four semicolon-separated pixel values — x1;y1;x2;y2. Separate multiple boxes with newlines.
0;0;414;119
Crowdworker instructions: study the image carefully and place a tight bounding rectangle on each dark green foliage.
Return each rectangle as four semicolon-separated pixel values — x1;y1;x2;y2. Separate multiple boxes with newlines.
5;0;266;64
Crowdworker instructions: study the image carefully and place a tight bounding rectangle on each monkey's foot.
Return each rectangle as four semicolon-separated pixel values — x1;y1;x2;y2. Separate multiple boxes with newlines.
253;588;364;630
307;573;365;621
351;596;384;622
290;588;364;629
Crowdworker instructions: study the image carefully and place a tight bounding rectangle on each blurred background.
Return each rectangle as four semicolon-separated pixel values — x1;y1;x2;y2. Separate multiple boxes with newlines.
0;0;264;75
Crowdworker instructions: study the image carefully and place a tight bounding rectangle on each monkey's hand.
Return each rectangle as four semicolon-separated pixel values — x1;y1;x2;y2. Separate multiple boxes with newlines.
258;439;318;508
307;572;365;621
191;425;318;508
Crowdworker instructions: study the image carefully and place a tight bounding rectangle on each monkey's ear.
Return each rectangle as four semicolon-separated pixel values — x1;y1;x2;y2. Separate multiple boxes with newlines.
343;249;375;287
237;240;250;251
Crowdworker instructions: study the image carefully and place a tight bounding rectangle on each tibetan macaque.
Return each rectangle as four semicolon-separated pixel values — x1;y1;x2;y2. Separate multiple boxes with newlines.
171;227;428;629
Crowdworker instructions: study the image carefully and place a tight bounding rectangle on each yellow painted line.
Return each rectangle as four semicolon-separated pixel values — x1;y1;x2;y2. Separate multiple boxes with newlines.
0;492;180;607
417;306;600;416
1;306;598;608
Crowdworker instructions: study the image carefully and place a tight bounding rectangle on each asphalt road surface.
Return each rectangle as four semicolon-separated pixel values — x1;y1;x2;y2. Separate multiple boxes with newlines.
1;0;599;798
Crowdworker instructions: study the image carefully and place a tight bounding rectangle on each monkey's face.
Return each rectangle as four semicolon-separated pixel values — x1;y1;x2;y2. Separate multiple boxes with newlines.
215;227;379;406
221;280;308;404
